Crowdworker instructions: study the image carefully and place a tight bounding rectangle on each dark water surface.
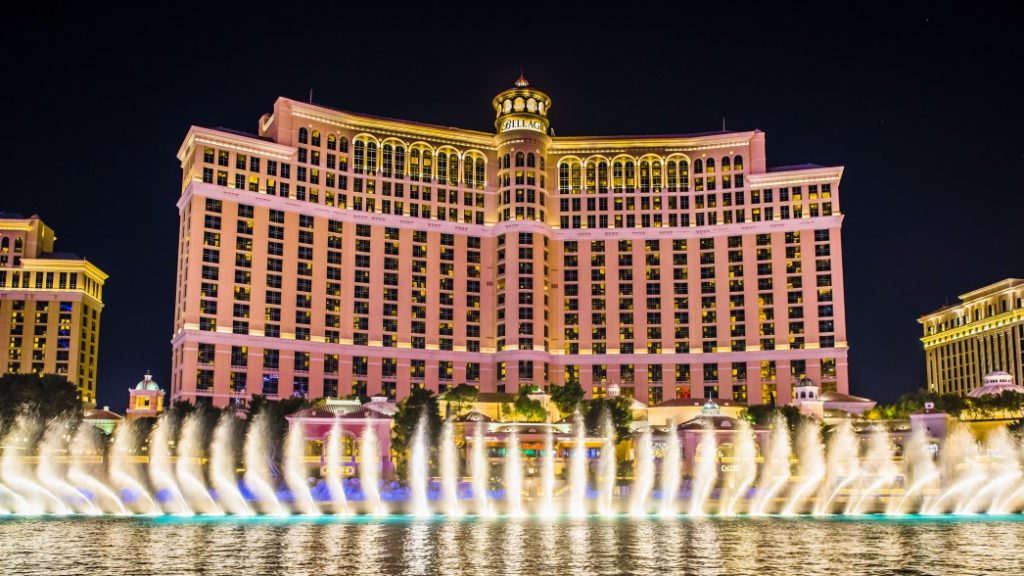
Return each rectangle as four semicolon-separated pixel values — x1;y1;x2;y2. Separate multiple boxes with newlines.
1;515;1021;575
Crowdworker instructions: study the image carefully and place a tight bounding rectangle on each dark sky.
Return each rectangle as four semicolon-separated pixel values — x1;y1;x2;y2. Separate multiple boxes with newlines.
2;3;1021;411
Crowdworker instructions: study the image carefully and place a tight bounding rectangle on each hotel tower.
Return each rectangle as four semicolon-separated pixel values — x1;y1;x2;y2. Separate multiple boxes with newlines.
0;214;107;404
172;78;849;407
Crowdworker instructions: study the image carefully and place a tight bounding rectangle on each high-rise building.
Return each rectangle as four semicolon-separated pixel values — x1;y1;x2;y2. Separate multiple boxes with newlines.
919;278;1024;396
171;78;849;407
0;213;107;404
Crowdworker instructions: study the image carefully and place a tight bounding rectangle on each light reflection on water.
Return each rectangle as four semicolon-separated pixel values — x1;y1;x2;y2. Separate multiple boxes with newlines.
1;516;1022;576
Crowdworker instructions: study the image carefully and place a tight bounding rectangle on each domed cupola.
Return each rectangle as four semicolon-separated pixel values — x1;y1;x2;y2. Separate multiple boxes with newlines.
492;74;553;136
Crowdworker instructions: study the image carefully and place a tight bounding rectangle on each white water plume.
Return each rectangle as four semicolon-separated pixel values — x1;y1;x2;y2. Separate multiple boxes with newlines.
471;426;491;516
176;414;222;515
325;423;349;515
722;419;758;515
284;421;320;516
243;411;286;516
439;420;461;517
505;429;523;517
409;414;431;517
109;422;159;515
782;422;826;516
688;428;718;517
598;413;617;516
359;424;385;516
569;412;588;517
630;426;654;516
752;414;791;516
540;426;555;516
209;414;253;516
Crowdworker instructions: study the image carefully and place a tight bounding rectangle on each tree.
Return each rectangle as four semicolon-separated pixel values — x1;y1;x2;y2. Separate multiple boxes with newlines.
549;381;585;416
0;373;82;431
391;387;442;480
442;383;479;418
583;397;633;443
741;405;809;432
510;388;547;422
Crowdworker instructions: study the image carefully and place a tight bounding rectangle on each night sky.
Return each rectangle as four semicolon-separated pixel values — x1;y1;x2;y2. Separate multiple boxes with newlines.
2;3;1021;411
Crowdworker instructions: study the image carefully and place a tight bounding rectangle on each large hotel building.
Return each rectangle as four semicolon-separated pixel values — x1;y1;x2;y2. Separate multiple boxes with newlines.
0;214;107;404
919;278;1024;396
172;78;849;407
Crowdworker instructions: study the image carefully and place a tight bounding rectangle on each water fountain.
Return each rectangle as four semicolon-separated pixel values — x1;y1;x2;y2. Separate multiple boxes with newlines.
782;422;826;516
722;419;758;516
4;405;1024;520
148;415;192;516
569;412;588;517
540;426;555;516
408;414;431;518
284;422;320;516
598;413;617;516
324;423;349;515
243;412;286;516
505;429;523;517
439;420;461;517
751;414;791;515
176;414;222;516
471;426;491;516
630;426;653;516
359;424;385;516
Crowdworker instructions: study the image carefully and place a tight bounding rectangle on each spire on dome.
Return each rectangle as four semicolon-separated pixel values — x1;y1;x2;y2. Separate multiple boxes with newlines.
514;71;529;88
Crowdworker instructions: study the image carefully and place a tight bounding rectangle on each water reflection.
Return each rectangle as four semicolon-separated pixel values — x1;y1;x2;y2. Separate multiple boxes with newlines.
0;517;1022;576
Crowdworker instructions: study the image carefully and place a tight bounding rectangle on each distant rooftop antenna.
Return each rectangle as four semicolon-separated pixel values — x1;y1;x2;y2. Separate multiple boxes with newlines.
309;88;314;103
722;116;727;131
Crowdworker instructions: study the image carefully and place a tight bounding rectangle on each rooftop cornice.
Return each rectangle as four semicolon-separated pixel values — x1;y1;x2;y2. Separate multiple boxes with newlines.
176;126;296;163
747;165;845;185
547;131;759;153
18;258;109;281
282;98;498;150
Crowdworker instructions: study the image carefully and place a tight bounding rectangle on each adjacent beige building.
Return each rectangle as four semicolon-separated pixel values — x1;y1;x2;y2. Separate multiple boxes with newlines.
0;213;107;404
919;278;1024;396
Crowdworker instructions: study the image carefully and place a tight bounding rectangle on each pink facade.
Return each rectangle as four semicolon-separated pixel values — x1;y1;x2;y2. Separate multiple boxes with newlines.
171;79;849;407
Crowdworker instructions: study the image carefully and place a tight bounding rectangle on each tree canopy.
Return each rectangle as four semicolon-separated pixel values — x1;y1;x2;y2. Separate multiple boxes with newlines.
0;373;82;430
583;397;633;442
548;381;585;416
441;383;479;417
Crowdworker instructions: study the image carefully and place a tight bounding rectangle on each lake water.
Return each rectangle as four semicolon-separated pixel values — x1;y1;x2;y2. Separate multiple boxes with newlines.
1;515;1021;575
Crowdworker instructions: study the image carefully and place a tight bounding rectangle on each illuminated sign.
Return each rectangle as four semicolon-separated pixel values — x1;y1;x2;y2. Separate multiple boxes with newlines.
501;117;544;133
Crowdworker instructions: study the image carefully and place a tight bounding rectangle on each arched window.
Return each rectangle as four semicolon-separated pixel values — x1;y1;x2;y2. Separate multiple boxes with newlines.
559;163;570;192
354;140;365;173
721;156;731;171
366;142;378;174
503;153;511;170
311;130;321;147
693;159;703;174
382;144;394;177
570;162;581;193
422;150;433;180
527;152;536;168
463;156;474;185
613;161;624;192
410;148;421;179
706;157;715;173
327;134;337;151
652;160;663;190
585;161;596;191
667;161;678;192
679;160;690;192
474;158;485;189
437;154;448;184
625;161;636;191
515;152;525;167
0;237;8;253
395;146;405;177
298;127;309;144
733;155;744;171
339;137;349;153
598;161;609;193
14;237;23;252
448;153;459;184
